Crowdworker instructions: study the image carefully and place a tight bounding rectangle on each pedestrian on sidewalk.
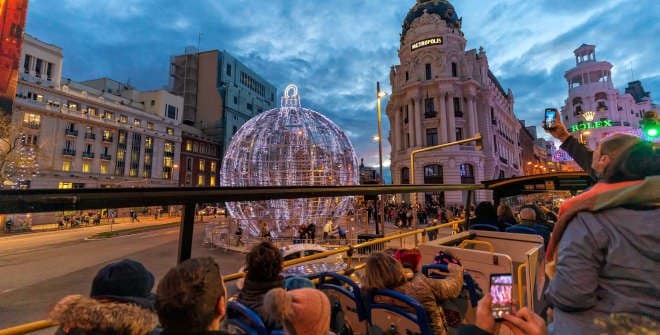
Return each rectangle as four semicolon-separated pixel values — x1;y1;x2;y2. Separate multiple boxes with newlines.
323;215;334;240
235;225;244;247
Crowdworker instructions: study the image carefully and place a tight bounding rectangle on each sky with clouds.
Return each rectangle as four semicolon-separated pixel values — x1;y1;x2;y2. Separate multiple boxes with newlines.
25;0;659;179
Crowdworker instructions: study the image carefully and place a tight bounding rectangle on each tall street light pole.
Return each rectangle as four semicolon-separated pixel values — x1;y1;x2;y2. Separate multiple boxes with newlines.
376;82;387;235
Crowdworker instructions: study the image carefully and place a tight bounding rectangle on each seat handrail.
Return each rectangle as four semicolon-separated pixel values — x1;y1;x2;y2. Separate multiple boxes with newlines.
458;239;495;253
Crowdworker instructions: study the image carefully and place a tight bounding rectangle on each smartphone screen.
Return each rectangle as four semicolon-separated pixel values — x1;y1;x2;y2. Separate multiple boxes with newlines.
544;108;557;129
490;273;513;319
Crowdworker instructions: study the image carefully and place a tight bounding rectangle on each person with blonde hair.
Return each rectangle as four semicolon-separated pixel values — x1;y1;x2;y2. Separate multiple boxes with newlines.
363;252;464;335
496;204;517;228
263;287;332;335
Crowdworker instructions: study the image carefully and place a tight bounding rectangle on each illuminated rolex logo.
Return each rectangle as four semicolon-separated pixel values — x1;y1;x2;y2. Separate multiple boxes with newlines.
583;111;596;122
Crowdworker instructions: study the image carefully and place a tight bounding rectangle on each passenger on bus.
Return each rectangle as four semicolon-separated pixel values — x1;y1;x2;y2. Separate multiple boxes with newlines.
470;202;501;230
363;252;463;335
496;204;517;227
545;140;660;334
237;242;284;328
155;257;234;335
49;259;158;335
263;287;332;335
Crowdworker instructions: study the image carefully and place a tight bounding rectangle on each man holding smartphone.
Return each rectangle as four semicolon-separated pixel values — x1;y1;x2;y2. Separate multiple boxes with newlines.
543;110;598;180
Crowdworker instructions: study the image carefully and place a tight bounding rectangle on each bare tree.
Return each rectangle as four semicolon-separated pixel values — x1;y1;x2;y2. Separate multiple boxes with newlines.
0;112;39;189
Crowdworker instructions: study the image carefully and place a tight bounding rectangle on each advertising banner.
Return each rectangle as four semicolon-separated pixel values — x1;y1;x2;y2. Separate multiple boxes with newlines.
0;0;29;114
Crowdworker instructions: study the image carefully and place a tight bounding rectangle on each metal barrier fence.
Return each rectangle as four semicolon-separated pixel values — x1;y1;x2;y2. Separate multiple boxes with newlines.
0;184;481;335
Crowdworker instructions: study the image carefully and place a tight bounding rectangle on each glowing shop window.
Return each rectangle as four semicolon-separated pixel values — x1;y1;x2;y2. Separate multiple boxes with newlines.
58;182;73;189
62;160;71;172
197;175;205;186
209;176;216;187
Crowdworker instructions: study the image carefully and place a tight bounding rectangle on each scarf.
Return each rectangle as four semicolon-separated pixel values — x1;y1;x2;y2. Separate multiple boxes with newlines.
545;176;660;278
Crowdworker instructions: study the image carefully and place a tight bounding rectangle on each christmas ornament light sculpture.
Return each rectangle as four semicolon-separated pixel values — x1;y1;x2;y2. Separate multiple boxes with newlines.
221;84;359;237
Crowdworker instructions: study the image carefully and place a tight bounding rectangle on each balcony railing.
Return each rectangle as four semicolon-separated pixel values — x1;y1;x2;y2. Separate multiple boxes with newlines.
62;148;76;156
100;154;112;161
102;136;113;143
64;129;78;137
23;122;40;129
82;151;95;159
84;133;96;140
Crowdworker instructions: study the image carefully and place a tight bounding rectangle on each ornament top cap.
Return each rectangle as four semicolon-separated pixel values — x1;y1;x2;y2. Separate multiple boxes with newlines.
281;84;301;108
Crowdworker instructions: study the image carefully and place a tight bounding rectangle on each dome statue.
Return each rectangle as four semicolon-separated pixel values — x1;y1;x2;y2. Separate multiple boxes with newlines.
402;0;462;37
220;84;359;237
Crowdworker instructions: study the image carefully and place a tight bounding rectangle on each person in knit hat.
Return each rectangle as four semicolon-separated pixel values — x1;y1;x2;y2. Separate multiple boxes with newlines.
263;287;332;335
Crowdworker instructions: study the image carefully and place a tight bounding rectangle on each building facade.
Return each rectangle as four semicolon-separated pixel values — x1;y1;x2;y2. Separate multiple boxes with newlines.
12;34;183;195
169;49;276;162
387;0;521;206
561;44;654;150
179;124;220;187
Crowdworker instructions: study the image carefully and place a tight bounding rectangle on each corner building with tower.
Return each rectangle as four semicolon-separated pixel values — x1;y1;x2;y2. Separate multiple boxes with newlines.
387;0;521;206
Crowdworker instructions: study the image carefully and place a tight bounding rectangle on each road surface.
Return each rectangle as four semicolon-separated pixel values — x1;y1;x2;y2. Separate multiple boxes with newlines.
0;223;245;330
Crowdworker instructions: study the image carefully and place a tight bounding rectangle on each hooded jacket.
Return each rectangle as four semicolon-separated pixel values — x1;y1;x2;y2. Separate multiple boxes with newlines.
544;176;660;334
50;295;158;335
237;277;284;329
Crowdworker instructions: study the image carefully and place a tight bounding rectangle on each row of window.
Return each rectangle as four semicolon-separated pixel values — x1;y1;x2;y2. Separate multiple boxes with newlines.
401;127;465;149
184;173;217;187
184;139;217;155
400;97;466;122
184;157;218;173
400;163;475;184
239;71;267;98
403;62;459;82
23;54;54;81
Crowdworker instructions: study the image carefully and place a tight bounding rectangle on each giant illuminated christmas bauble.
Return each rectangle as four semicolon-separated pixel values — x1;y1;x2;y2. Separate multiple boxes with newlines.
220;84;359;236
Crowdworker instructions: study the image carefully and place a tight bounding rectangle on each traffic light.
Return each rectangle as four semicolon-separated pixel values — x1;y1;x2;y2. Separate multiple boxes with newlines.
640;111;659;139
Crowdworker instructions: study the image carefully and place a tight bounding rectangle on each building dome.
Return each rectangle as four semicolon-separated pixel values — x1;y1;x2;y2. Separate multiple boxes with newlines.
402;0;461;36
220;84;359;237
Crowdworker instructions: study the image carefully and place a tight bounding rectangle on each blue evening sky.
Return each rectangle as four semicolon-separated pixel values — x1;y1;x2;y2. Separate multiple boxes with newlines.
25;0;659;177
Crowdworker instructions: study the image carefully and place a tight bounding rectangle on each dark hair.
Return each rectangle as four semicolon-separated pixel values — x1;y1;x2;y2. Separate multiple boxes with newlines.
155;257;224;333
604;141;659;183
474;202;497;222
245;242;283;281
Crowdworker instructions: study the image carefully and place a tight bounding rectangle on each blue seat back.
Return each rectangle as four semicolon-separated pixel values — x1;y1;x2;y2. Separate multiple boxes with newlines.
368;288;432;335
226;301;268;335
319;272;368;334
470;224;500;231
505;225;538;235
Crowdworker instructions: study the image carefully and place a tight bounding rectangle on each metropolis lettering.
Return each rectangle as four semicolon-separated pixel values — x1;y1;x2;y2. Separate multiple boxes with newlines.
411;37;443;51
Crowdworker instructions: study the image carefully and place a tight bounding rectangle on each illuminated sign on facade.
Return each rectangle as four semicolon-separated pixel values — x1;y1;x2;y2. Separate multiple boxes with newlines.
570;119;613;132
411;37;443;51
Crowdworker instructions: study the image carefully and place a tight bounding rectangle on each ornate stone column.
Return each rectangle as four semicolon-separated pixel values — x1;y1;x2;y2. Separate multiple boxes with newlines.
409;100;417;147
414;97;423;147
447;94;456;141
470;96;478;136
438;92;448;143
394;105;401;152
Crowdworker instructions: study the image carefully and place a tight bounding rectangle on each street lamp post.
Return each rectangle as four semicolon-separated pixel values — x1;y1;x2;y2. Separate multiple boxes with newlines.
376;82;387;235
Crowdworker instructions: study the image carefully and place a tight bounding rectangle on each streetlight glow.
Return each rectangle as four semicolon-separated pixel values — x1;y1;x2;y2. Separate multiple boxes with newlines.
378;91;387;98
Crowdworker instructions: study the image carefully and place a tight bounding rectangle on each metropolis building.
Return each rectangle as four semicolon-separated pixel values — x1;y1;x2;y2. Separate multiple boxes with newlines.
12;34;183;193
387;0;521;206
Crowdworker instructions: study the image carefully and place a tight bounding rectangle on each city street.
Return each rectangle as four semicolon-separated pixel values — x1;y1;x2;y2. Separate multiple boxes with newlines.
0;223;245;330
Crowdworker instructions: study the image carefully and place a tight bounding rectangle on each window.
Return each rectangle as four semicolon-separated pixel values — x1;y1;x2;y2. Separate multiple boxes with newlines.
199;159;205;172
186;158;193;171
424;165;443;184
425;63;432;80
233;96;238;104
104;111;113;120
405;71;409;81
456;127;463;140
459;163;475;184
120;115;127;123
58;182;73;189
23;113;40;127
490;107;496;125
232;126;238;135
247;103;253;111
197;175;205;186
451;62;458;77
100;163;108;175
23;55;30;74
166;127;174;135
82;162;90;173
68;101;79;111
401;167;410;184
88;107;97;116
226;64;232;76
453;97;462;117
493;135;497;152
404;105;409;124
150;100;155;106
62;160;71;172
185;140;192;151
210;161;217;173
46;62;53;80
406;133;410;148
35;58;42;77
147;122;154;130
424;98;435;117
426;128;438;146
166;104;178;119
193;142;199;152
209;176;216;187
133;119;141;127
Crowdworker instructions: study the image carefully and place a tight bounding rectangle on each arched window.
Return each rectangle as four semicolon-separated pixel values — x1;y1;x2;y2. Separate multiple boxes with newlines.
423;164;443;184
572;97;583;105
595;92;608;111
401;167;410;184
459;163;475;184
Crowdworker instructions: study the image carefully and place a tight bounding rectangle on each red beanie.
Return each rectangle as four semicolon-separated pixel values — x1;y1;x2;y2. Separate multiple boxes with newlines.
393;248;422;272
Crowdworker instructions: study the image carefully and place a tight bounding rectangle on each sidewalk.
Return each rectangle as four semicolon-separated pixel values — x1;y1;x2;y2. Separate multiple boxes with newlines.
0;215;183;236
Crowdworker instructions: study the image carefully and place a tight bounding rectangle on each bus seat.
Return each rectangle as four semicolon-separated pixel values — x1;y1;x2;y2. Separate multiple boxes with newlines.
318;272;368;335
470;224;500;231
505;225;548;243
226;301;268;335
368;289;432;335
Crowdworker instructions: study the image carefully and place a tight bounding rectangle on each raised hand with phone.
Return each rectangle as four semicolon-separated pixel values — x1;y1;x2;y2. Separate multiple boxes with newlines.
543;108;570;142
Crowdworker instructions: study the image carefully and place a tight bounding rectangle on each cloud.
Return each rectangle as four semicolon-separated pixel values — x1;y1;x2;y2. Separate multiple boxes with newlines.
24;0;659;180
